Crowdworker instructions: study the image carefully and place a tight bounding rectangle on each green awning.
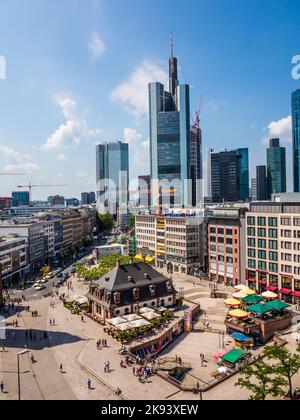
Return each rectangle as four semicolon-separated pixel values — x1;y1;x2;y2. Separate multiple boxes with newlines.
265;300;290;311
242;295;265;305
246;304;273;314
222;348;249;365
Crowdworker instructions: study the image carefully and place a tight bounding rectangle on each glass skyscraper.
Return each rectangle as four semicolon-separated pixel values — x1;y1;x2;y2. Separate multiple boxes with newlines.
266;138;286;198
149;42;191;207
209;148;249;203
292;89;300;192
96;141;129;205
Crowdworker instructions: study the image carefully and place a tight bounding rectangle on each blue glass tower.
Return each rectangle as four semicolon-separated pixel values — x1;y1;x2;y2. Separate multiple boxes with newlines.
292;89;300;192
149;38;191;207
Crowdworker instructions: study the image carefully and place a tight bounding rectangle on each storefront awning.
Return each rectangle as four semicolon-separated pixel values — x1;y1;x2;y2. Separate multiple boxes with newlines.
222;348;249;365
279;288;292;295
266;300;290;311
247;304;273;315
292;291;300;298
266;286;278;292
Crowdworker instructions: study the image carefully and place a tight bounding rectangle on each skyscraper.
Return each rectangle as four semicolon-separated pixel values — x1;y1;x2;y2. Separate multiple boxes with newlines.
149;37;191;207
256;165;267;201
190;114;203;207
266;138;286;197
292;89;300;192
138;175;151;209
96;141;129;206
209;148;249;203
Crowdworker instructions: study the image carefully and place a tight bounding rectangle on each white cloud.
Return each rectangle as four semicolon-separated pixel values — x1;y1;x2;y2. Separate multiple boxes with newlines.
124;127;149;171
3;163;41;173
110;60;168;120
262;115;292;145
56;154;68;161
88;31;106;60
0;146;39;173
42;96;102;152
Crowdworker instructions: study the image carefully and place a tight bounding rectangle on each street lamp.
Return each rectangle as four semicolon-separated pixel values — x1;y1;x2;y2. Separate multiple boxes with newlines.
17;349;30;401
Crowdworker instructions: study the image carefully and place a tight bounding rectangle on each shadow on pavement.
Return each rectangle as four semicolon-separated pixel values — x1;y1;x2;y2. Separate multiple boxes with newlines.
0;329;85;351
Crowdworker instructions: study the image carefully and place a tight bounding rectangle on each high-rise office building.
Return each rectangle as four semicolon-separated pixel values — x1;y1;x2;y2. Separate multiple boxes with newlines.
209;148;249;203
292;89;300;192
81;192;89;206
190;116;203;207
251;178;257;201
12;191;30;207
48;195;65;207
88;192;96;204
256;165;267;201
96;141;129;205
267;138;286;198
138;175;151;209
149;38;191;207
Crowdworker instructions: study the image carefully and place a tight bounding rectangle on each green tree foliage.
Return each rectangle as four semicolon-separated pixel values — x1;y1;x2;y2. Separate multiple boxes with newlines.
263;344;300;399
236;360;287;400
98;213;114;231
76;254;140;284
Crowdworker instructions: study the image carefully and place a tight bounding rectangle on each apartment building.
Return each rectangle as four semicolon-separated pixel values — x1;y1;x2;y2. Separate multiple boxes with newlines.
207;207;247;286
246;202;300;303
0;235;29;286
135;214;206;275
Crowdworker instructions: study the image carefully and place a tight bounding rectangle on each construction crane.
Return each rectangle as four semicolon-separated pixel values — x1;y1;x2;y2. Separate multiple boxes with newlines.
192;94;204;129
17;182;68;202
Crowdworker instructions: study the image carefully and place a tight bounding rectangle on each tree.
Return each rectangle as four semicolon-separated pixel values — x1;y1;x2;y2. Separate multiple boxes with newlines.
236;360;287;400
129;214;135;230
98;213;114;231
263;344;300;399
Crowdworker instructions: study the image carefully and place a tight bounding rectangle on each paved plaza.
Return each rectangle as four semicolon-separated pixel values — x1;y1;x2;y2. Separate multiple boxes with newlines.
1;269;300;400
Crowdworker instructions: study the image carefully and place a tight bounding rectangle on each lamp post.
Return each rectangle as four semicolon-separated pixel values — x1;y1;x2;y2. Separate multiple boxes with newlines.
17;349;30;400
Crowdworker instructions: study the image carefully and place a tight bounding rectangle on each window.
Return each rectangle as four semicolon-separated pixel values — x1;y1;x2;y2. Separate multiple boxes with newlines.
258;217;266;226
248;227;255;237
248;238;256;247
282;241;292;250
258;261;267;271
269;229;278;239
281;230;291;238
294;218;300;227
226;229;233;235
258;239;266;249
268;217;277;227
248;259;256;269
258;228;266;237
218;228;224;235
258;250;266;260
248;248;256;258
269;240;278;250
269;274;278;286
281;217;291;226
269;263;278;273
269;251;278;262
247;217;255;226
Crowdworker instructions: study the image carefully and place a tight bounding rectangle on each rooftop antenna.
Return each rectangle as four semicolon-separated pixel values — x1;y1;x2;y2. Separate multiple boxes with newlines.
170;32;174;59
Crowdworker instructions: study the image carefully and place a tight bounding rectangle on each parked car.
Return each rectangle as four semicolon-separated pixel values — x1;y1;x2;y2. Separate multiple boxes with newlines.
35;285;46;291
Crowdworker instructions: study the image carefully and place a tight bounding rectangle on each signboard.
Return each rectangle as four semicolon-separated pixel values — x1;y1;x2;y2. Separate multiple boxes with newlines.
184;309;192;333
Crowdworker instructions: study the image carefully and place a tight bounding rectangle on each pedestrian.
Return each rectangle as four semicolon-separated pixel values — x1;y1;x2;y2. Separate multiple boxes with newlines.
104;362;107;373
87;378;92;390
107;361;110;372
60;364;63;372
0;381;4;393
50;319;52;326
133;366;136;376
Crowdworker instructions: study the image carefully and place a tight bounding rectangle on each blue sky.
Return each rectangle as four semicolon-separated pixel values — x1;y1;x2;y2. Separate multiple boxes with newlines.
0;0;299;199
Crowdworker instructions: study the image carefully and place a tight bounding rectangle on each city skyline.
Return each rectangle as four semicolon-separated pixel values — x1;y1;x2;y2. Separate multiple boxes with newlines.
0;0;300;200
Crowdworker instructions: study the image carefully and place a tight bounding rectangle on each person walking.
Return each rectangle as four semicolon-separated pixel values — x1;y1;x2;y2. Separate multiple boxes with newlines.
87;378;92;390
0;381;4;393
60;364;63;373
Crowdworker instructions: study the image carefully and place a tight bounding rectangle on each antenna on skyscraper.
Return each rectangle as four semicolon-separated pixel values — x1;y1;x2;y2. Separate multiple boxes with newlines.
170;32;174;58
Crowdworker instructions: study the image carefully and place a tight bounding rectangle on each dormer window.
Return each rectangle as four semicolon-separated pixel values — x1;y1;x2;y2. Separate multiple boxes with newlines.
114;291;121;305
149;284;156;297
133;287;140;300
166;281;172;292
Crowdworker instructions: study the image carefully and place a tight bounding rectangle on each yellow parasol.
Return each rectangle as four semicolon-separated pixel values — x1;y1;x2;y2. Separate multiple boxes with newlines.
224;298;241;307
243;289;257;296
229;309;249;319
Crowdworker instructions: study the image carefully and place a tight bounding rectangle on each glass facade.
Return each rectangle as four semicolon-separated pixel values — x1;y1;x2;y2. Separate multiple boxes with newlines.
12;191;30;207
96;141;129;203
292;89;300;192
210;148;249;202
149;50;191;207
267;138;286;197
